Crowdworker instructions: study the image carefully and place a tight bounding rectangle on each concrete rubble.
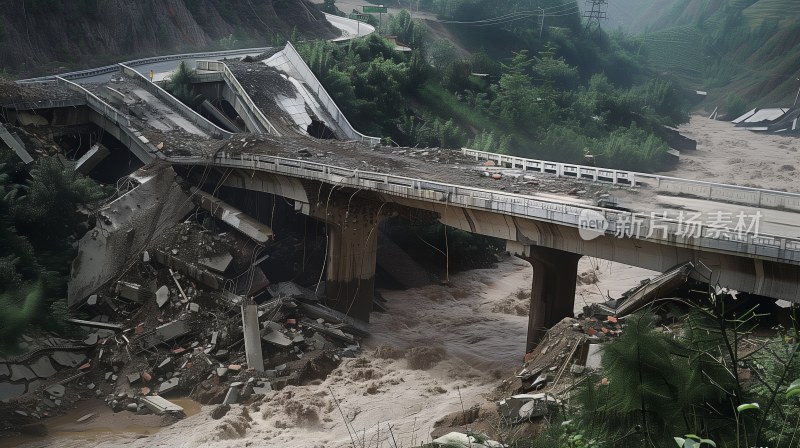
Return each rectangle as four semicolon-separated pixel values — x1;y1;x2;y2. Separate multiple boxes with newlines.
431;431;506;447
0;202;368;434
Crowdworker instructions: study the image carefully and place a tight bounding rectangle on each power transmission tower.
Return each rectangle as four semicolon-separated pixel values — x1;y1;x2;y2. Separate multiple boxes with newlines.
583;0;608;33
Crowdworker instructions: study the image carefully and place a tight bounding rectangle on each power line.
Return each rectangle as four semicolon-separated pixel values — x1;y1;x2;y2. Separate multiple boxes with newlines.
583;0;607;33
437;3;579;26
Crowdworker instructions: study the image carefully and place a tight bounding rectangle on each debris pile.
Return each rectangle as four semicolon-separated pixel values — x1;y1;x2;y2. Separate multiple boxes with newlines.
2;218;366;433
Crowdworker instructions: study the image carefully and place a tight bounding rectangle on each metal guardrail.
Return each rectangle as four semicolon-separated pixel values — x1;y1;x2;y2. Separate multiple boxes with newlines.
167;151;800;266
57;77;131;127
56;77;160;162
17;47;271;84
462;148;800;212
268;42;382;145
196;60;281;136
118;63;233;140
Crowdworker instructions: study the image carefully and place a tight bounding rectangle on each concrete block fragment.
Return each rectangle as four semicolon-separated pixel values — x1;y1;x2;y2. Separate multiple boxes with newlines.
145;320;190;348
241;304;264;372
158;377;180;395
141;395;184;414
29;357;57;378
75;143;110;175
51;352;86;368
199;253;233;273
46;384;66;398
0;383;27;401
116;281;145;303
10;364;36;381
262;329;292;347
156;286;169;308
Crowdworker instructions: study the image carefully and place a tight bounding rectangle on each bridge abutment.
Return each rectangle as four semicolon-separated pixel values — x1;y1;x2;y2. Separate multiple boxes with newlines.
511;243;582;352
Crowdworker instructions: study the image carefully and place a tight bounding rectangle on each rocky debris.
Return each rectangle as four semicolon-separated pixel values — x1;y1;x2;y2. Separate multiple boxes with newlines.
0;219;366;432
498;393;559;424
210;403;230;420
29;357;56;378
431;431;506;447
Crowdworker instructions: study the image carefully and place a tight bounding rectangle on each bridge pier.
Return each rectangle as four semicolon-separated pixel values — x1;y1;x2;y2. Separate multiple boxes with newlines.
511;243;582;352
325;220;379;321
312;195;387;322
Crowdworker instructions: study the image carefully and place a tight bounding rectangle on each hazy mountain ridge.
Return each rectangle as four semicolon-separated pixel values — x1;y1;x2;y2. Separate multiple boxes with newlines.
600;0;800;111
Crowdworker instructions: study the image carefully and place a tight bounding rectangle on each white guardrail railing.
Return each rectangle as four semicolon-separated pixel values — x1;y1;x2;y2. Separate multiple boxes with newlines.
196;60;281;136
271;42;382;146
167;151;800;265
56;77;160;162
17;47;271;84
118;63;233;140
462;148;800;212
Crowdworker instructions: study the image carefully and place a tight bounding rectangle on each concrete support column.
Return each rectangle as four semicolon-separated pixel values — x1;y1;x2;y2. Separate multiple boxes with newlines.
516;245;581;352
325;221;379;321
312;194;388;322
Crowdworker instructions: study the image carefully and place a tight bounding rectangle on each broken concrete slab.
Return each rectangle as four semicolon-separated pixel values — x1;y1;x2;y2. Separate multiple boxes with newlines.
431;432;504;448
296;301;368;337
0;382;27;401
302;320;355;344
152;250;225;290
144;320;190;348
198;253;233;274
252;383;272;395
141;395;184;414
83;333;99;345
29;357;57;378
75;143;110;175
158;377;180;395
68;163;195;307
156;358;174;373
498;394;559;424
155;285;169;308
51;351;86;368
127;372;141;384
86;294;98;306
262;329;292;347
0;124;33;164
223;382;243;405
241;304;264;372
193;189;274;243
10;364;36;381
0;363;8;378
116;281;146;303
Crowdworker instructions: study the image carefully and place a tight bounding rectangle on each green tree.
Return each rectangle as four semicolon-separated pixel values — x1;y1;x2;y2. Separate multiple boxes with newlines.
166;61;203;108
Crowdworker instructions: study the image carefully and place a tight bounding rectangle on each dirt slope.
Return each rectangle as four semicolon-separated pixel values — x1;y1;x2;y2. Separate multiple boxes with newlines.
0;0;339;77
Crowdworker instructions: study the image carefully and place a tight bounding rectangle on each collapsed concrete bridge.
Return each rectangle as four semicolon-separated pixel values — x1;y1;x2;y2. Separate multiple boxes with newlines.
5;45;800;352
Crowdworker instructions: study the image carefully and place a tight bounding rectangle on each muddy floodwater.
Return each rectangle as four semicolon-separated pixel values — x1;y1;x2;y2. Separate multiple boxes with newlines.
0;397;201;448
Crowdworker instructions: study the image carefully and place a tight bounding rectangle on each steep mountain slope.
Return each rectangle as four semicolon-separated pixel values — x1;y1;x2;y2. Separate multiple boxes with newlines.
603;0;800;112
0;0;339;77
